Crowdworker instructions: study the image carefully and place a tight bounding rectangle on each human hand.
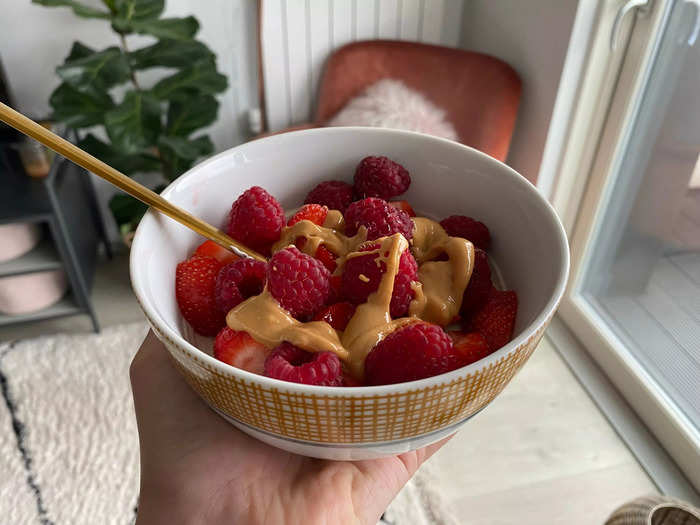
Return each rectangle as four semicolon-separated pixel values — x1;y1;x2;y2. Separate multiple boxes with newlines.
130;331;449;525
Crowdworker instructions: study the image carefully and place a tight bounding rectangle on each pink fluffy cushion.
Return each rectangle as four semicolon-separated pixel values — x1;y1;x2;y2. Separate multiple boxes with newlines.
326;79;458;141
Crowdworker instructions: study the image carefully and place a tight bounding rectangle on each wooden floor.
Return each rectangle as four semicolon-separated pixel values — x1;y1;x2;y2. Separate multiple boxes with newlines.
0;254;659;524
596;251;700;429
431;337;656;524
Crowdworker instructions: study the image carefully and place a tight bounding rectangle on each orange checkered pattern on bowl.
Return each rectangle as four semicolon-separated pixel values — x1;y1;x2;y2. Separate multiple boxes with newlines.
149;316;549;444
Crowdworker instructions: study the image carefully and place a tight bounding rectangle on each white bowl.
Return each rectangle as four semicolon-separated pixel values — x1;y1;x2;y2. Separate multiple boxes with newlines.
130;127;569;460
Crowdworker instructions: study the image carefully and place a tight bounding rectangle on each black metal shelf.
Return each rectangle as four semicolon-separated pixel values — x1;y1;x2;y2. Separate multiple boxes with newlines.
0;132;110;332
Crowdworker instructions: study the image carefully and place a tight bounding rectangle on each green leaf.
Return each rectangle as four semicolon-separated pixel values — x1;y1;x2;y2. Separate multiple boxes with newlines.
114;0;163;21
131;16;199;40
158;135;213;160
49;83;114;128
111;0;164;32
57;46;131;91
32;0;111;18
109;193;148;228
152;60;227;100
79;133;161;174
166;94;218;136
159;148;193;180
130;39;214;69
65;41;95;61
105;91;162;154
101;0;117;12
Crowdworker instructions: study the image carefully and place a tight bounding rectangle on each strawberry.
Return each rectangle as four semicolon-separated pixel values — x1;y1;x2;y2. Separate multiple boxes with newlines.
175;256;225;336
449;331;492;366
193;240;240;265
314;245;337;272
466;288;518;351
313;302;356;331
288;204;328;226
389;200;416;217
294;237;337;272
213;327;270;375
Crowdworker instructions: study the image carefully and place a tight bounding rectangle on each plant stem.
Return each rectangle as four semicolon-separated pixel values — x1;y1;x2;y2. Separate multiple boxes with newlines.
119;34;141;91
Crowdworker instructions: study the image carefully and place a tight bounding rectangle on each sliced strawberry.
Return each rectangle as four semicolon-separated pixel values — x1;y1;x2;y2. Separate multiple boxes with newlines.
466;288;518;351
213;327;270;375
193;240;240;265
293;237;337;272
288;204;329;226
176;256;225;336
389;200;416;217
449;331;492;366
315;245;337;272
313;302;357;331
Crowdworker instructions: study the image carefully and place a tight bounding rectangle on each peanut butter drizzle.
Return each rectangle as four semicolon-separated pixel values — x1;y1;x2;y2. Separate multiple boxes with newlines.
323;209;345;230
411;217;450;263
408;217;475;325
341;234;414;379
409;236;474;325
271;219;366;258
225;215;475;380
226;290;348;360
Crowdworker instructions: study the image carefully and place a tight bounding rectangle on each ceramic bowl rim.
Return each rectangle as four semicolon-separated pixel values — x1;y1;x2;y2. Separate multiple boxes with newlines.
130;126;570;396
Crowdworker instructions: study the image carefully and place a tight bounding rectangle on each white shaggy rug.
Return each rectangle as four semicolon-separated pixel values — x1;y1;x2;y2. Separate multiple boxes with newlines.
0;323;457;525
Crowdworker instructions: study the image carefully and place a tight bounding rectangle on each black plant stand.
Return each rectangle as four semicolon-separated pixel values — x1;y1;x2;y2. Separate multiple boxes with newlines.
0;140;110;332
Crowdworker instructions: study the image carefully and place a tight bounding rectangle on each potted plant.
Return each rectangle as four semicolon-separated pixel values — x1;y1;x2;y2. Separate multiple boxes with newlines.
35;0;228;243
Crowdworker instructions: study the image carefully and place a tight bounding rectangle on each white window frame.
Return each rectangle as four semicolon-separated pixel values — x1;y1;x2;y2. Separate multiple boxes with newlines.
543;0;700;491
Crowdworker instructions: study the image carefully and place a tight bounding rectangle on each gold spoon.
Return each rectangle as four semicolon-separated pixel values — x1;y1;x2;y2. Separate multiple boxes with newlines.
0;102;266;262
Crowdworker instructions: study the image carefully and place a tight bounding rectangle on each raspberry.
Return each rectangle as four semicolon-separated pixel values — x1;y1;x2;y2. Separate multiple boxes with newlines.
226;186;285;255
313;302;356;331
461;249;492;316
215;258;267;314
365;322;459;385
354;156;411;200
344;198;414;241
175;256;225;336
304;180;354;213
288;204;328;226
341;242;418;317
264;342;342;386
466;288;518;351
268;246;331;319
440;215;491;251
328;274;343;304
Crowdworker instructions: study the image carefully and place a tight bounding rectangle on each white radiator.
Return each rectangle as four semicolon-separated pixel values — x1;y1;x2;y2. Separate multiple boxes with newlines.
260;0;466;131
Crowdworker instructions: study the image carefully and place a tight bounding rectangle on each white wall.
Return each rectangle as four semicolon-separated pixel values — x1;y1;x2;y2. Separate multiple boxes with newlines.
0;0;259;241
1;0;579;235
261;0;466;131
460;0;579;184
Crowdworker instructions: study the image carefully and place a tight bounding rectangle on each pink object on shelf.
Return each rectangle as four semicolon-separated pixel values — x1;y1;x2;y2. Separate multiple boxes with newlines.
0;270;68;315
0;223;41;262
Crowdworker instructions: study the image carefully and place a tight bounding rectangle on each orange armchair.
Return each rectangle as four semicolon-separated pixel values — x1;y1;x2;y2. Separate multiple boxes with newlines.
261;40;521;162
